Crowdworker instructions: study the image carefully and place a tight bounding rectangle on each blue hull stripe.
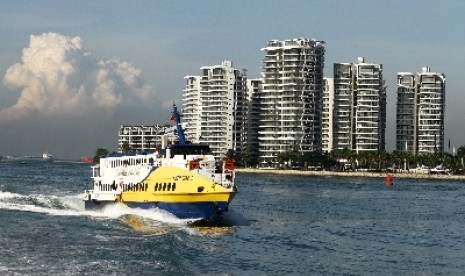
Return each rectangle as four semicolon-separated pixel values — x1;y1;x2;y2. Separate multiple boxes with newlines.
84;200;229;220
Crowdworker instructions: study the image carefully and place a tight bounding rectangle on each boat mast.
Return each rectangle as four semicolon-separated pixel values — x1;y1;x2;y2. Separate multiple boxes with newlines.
171;103;186;145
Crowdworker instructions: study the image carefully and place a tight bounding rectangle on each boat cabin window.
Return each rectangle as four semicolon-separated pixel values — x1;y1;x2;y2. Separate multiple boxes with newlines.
155;182;176;191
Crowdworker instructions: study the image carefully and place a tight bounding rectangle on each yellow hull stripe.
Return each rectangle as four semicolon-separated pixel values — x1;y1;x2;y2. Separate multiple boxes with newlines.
118;166;236;203
121;192;235;203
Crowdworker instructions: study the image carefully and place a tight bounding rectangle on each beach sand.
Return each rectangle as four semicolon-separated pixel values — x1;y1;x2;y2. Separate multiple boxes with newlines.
237;168;465;181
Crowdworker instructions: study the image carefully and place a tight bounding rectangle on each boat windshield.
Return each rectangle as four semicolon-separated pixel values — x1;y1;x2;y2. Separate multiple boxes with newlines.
169;144;211;155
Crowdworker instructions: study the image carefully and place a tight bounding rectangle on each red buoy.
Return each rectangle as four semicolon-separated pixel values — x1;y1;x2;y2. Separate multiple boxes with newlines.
385;174;394;186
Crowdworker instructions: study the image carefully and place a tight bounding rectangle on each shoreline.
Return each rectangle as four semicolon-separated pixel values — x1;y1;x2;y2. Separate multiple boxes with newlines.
236;168;465;181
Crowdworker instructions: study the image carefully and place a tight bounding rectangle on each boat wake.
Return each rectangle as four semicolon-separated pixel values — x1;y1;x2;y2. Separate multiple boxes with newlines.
0;190;236;236
0;191;83;217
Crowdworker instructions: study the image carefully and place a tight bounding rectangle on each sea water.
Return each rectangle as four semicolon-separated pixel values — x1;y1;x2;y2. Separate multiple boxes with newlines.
1;161;465;275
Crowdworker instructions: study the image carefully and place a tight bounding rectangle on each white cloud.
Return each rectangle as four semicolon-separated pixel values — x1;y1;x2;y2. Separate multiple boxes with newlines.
1;32;154;121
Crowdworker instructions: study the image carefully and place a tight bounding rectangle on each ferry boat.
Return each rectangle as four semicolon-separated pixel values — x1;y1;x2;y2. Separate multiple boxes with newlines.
83;104;237;221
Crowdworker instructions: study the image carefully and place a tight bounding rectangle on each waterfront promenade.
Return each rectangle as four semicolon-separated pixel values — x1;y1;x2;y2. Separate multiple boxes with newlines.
237;168;465;181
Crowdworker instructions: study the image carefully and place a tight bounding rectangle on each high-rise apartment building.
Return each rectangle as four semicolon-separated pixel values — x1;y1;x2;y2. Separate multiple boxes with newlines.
183;76;201;142
182;61;247;159
245;79;262;162
396;67;445;155
258;38;325;166
325;57;386;153
322;78;334;152
118;125;176;152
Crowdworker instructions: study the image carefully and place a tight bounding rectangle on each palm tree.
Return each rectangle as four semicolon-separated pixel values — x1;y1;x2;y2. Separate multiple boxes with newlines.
367;150;379;171
277;150;300;168
390;151;402;171
457;146;465;168
225;149;236;160
93;148;109;163
376;150;389;171
356;151;369;170
416;153;428;168
399;150;412;171
416;152;441;169
329;150;339;171
332;148;355;171
300;150;328;169
457;146;465;158
443;153;459;172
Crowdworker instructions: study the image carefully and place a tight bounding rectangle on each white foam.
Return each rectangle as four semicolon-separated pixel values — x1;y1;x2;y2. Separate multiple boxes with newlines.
96;203;195;226
0;201;83;217
61;194;86;211
0;191;26;200
0;191;195;226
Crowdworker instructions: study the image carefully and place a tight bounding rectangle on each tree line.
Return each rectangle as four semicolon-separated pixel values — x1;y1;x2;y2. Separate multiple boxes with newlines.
92;144;465;174
240;147;465;173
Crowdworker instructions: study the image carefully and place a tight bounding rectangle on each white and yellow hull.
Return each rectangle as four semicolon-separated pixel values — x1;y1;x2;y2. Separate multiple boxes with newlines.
85;166;237;220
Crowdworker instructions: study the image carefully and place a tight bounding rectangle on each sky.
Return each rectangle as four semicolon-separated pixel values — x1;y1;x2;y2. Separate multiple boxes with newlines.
1;0;464;159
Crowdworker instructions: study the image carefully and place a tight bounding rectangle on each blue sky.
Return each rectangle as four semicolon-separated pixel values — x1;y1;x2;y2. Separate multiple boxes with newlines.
1;0;464;159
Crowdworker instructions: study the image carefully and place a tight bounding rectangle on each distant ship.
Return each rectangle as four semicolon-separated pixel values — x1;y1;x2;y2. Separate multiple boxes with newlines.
6;152;54;163
42;152;54;160
81;157;94;164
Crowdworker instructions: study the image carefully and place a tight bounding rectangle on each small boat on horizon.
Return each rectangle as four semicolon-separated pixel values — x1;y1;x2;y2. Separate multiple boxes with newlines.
81;157;94;164
5;152;54;162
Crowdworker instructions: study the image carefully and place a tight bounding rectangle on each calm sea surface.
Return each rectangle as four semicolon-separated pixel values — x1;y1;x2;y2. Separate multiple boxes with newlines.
1;161;465;275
